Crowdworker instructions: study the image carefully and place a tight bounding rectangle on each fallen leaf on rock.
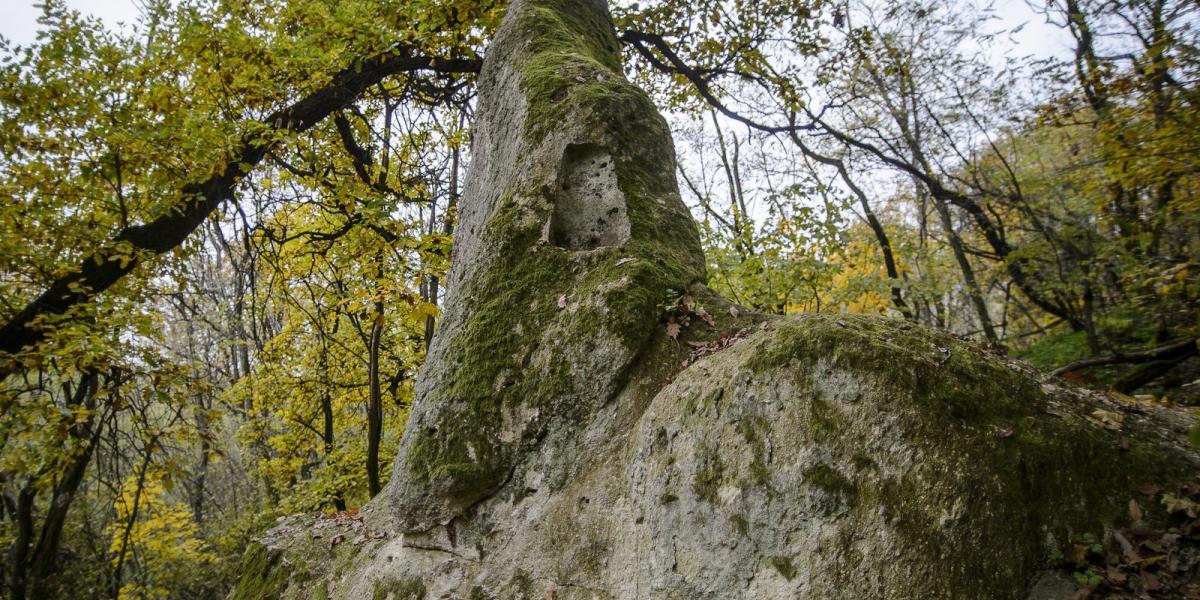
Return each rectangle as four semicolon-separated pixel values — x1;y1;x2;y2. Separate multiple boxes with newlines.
1106;566;1127;584
1089;409;1125;430
1113;529;1141;562
681;328;753;367
1109;389;1138;404
1130;499;1144;522
1131;554;1166;568
1141;571;1162;592
1061;370;1093;384
666;320;681;340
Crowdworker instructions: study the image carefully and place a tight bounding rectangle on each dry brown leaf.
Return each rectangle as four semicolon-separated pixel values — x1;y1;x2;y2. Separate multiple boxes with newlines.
1141;572;1162;592
1090;409;1125;430
1106;566;1127;584
666;321;681;340
1109;389;1138;404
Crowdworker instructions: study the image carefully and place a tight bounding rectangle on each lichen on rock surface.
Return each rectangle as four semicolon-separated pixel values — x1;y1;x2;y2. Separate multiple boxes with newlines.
230;0;1200;597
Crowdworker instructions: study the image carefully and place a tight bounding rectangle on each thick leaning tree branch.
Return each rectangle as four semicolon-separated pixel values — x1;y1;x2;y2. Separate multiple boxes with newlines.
619;30;810;135
784;126;913;320
0;49;482;371
1052;337;1198;377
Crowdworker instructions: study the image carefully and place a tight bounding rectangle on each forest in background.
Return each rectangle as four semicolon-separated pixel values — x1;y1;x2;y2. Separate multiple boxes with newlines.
0;0;1196;597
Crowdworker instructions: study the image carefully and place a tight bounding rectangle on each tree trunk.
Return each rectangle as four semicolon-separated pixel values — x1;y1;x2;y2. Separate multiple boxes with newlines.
366;303;384;497
932;198;998;343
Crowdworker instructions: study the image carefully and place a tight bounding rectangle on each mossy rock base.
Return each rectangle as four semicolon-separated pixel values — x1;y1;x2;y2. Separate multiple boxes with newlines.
233;314;1198;599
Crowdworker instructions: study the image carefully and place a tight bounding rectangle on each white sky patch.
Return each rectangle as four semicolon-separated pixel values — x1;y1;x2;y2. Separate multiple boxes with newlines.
1;0;142;47
983;2;1074;67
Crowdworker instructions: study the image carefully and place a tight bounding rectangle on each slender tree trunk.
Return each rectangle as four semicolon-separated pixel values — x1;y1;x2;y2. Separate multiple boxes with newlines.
367;300;384;497
424;131;461;351
322;390;343;512
932;198;997;343
111;439;156;600
193;396;210;523
6;485;36;600
786;131;912;319
8;372;104;600
318;346;346;512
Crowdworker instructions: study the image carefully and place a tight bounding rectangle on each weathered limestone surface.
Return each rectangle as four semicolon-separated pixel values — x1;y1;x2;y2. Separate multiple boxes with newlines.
230;0;1200;598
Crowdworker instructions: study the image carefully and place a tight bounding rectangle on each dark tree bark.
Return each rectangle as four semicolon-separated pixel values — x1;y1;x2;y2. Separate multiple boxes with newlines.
366;301;385;498
931;197;998;342
786;131;913;319
6;372;104;600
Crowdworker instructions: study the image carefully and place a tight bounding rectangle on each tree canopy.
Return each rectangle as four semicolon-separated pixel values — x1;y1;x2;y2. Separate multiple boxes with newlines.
0;0;1197;597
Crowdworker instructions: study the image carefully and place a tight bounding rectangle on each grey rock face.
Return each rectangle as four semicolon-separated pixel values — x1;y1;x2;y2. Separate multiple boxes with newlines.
378;0;703;532
230;0;1200;598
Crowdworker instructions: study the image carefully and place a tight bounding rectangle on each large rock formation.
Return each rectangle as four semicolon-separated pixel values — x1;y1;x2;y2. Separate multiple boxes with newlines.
231;0;1200;597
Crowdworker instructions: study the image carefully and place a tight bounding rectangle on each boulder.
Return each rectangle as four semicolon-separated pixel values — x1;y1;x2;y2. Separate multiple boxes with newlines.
231;0;1200;597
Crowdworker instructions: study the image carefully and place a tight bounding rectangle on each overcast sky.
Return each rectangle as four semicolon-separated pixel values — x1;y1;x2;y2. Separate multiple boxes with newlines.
1;0;143;47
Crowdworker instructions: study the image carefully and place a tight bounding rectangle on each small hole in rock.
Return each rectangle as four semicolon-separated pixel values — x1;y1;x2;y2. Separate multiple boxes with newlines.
549;144;630;250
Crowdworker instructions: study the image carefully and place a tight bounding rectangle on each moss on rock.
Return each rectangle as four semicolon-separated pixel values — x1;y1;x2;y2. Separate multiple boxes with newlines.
630;312;1198;598
371;577;425;600
691;441;725;504
393;0;705;525
229;543;298;600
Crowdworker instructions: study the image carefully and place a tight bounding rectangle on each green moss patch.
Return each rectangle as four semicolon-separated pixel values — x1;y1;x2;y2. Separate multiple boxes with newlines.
403;0;705;513
230;543;298;600
691;441;725;504
768;555;797;581
372;576;425;600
